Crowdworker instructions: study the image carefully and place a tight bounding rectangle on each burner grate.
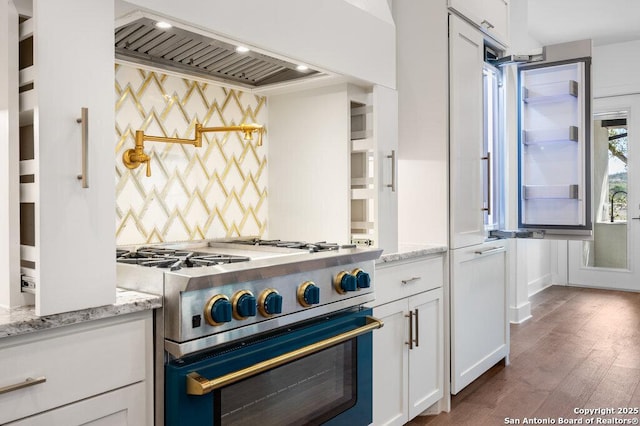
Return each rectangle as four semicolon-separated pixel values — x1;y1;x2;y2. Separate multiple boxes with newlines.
229;239;345;252
116;247;250;271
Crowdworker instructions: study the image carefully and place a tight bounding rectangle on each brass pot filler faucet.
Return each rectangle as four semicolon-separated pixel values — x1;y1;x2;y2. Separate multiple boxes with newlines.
122;123;265;177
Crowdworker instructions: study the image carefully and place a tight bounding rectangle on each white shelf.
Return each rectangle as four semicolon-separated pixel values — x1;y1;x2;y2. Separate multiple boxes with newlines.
19;66;35;87
523;184;579;200
351;138;375;152
20;182;37;203
19;89;36;113
351;177;374;186
20;159;36;175
20;245;36;262
350;104;373;116
351;188;376;200
523;126;578;145
523;80;578;104
19;18;34;41
351;129;373;140
351;221;375;230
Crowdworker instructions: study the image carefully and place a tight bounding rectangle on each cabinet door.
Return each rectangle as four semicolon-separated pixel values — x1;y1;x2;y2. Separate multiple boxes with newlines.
33;0;115;315
408;288;443;419
449;15;486;249
483;0;509;44
448;0;509;46
372;299;409;426
373;84;399;252
450;241;508;394
5;382;147;426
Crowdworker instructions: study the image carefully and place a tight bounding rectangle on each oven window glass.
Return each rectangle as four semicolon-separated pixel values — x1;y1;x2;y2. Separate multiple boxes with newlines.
216;340;356;425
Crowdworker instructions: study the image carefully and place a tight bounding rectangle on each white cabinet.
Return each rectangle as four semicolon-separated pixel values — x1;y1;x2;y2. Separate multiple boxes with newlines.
0;312;153;425
448;0;509;46
268;83;398;252
4;0;115;315
369;256;444;425
350;85;398;252
5;382;146;426
450;240;509;394
449;14;486;249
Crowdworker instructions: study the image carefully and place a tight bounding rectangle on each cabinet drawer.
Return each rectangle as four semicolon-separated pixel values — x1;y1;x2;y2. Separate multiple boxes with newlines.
0;314;149;424
372;256;444;307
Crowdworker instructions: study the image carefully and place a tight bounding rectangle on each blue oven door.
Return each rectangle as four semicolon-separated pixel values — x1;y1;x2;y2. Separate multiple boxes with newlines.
165;307;382;426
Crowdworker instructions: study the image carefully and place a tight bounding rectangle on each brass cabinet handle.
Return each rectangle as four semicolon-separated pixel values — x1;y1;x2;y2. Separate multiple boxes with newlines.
386;150;396;192
414;308;419;348
405;311;414;350
76;107;88;188
401;276;421;285
186;316;384;396
0;376;46;395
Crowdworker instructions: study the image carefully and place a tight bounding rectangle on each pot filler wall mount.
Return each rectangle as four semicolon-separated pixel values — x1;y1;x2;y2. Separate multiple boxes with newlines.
122;123;264;177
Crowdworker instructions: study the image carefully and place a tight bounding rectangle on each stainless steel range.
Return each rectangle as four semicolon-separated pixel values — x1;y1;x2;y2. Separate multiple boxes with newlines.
116;239;383;426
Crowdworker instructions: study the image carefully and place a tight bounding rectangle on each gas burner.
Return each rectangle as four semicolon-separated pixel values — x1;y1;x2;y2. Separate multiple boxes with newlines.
229;239;346;252
116;247;250;271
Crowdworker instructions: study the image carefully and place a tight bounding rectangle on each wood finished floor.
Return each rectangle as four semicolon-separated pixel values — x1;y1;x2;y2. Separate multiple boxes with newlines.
408;285;640;426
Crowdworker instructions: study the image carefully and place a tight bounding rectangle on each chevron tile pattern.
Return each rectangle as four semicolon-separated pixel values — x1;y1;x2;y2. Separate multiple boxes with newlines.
115;63;268;245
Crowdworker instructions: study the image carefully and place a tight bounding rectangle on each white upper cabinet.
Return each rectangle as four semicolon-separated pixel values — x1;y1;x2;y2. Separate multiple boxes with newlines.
448;0;510;46
18;0;115;315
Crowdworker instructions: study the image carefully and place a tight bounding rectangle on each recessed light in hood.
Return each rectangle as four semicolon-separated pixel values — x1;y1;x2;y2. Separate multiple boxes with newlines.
115;17;323;88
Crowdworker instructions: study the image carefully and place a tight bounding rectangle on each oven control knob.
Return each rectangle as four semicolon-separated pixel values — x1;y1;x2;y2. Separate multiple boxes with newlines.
204;295;232;326
334;271;357;294
232;290;257;320
352;268;371;289
258;289;283;317
298;281;320;307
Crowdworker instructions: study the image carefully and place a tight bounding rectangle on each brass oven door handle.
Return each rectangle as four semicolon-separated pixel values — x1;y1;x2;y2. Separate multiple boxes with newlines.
0;376;46;395
76;107;88;188
186;316;384;396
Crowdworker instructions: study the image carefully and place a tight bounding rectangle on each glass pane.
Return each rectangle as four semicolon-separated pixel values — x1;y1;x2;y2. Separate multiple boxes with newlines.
219;341;356;426
583;112;628;269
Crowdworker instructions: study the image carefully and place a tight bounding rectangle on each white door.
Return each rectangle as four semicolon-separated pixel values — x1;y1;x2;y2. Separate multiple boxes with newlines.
568;95;640;290
408;288;443;419
33;0;115;315
450;240;508;394
449;14;486;249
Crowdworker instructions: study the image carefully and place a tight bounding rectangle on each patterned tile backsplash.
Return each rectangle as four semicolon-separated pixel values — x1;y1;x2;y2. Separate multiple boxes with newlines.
115;63;268;245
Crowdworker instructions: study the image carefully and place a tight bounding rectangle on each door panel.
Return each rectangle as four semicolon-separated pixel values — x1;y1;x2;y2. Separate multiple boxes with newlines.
518;60;591;235
569;95;639;290
449;14;486;248
450;241;508;394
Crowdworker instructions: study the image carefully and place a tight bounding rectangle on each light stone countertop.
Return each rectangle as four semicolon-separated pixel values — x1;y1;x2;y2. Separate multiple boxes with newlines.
0;288;162;339
377;244;448;265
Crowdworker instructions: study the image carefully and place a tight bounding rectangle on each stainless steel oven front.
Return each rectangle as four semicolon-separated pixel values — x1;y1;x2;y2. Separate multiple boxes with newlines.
165;307;381;426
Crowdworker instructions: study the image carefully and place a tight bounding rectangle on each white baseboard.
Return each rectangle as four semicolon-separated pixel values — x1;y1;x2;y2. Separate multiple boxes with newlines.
528;273;552;297
510;301;531;324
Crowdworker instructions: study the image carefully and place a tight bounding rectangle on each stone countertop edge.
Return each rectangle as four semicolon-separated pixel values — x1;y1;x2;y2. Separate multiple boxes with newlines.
0;288;162;339
376;244;448;264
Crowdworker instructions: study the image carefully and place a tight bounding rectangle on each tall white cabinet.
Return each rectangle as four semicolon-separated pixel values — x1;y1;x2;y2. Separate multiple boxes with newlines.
448;13;510;394
4;0;115;315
